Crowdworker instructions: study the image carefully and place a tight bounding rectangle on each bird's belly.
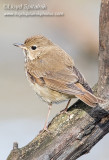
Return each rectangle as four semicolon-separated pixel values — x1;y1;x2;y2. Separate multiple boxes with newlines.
26;71;75;103
32;83;72;104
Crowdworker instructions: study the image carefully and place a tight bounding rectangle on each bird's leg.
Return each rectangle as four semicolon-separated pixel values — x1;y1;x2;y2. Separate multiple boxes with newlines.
60;99;71;114
65;99;71;112
43;103;52;131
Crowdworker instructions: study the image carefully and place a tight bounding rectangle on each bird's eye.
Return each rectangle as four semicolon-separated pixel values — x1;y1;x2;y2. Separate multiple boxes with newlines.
31;45;37;50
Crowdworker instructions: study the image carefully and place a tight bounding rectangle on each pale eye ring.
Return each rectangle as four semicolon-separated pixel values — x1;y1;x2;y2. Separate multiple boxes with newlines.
31;45;37;50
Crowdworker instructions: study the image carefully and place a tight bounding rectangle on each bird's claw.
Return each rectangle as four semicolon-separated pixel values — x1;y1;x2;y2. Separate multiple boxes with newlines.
39;127;49;134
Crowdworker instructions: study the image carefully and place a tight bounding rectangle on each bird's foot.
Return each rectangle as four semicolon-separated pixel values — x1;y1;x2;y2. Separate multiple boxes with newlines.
60;109;71;120
60;109;69;114
39;127;49;134
43;126;49;132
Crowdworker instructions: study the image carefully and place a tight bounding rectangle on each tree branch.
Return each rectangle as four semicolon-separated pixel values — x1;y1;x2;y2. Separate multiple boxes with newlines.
7;0;109;160
98;0;109;98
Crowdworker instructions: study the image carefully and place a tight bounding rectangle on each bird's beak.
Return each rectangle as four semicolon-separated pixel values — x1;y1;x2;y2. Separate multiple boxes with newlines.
13;43;27;50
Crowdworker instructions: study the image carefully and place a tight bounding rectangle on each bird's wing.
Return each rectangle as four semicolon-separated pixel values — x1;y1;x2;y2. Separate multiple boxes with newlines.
26;46;90;95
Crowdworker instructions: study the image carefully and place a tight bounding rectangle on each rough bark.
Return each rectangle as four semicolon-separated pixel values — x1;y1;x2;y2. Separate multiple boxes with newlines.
98;0;109;98
7;0;109;160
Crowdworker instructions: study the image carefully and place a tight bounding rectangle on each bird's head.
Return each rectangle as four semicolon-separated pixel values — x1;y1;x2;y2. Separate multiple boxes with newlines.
14;35;53;60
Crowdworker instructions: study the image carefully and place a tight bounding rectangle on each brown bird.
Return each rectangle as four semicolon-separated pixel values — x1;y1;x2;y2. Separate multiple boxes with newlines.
14;35;103;130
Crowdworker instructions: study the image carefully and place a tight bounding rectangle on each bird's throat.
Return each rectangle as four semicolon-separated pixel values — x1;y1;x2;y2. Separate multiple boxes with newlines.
23;49;35;61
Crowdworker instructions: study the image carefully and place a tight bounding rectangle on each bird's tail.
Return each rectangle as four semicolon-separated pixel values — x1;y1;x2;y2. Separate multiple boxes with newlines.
75;83;104;107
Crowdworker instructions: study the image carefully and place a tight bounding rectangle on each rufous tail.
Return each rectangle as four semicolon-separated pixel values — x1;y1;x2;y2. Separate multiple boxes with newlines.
75;83;104;107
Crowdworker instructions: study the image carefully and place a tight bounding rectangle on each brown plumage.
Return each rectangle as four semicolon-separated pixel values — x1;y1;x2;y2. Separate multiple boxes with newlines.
14;35;103;130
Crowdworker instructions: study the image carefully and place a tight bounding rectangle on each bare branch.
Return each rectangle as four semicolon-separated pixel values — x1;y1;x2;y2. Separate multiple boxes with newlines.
7;100;109;160
98;0;109;98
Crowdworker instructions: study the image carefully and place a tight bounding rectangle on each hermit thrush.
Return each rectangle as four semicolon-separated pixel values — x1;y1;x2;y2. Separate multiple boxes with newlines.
14;35;103;130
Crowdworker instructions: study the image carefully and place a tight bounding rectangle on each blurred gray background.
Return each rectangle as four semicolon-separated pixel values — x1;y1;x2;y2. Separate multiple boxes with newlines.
0;0;109;160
